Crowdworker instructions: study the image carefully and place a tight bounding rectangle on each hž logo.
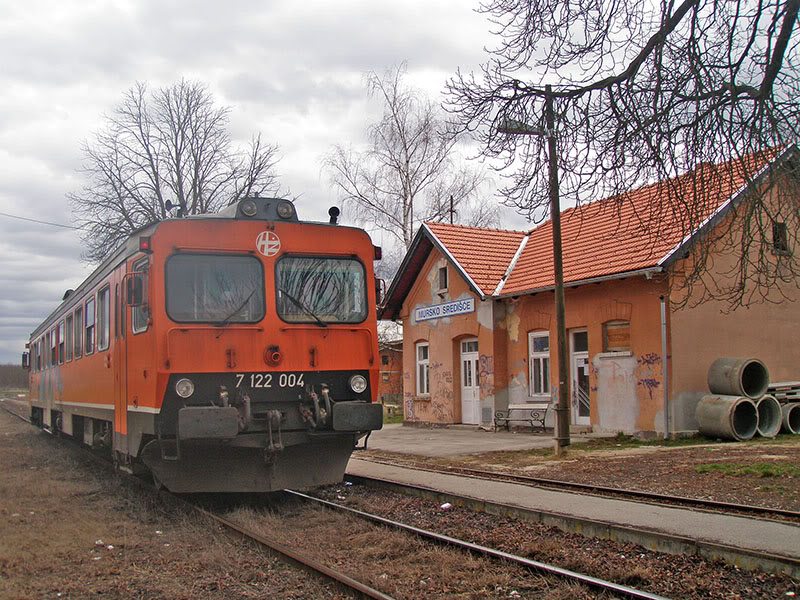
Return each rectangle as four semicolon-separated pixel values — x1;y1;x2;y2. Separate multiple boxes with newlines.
256;231;280;256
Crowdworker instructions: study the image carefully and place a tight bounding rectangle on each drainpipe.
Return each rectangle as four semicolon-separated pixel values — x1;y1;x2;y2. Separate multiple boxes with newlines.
659;295;670;440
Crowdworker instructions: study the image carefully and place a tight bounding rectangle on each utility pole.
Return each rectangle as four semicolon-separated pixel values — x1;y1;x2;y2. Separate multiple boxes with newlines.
545;85;570;456
497;84;571;455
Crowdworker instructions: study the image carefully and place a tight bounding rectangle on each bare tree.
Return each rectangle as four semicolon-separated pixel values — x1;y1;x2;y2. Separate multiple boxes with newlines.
70;80;281;262
325;64;498;251
447;0;800;309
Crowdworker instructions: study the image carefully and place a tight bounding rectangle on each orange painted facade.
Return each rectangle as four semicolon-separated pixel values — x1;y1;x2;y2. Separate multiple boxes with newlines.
399;248;675;432
377;340;403;404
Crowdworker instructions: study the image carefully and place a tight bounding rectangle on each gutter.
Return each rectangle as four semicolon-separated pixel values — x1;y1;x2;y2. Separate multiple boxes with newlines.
495;266;664;299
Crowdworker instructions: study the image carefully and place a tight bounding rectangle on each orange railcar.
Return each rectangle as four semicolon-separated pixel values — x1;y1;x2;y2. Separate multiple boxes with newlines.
25;198;383;492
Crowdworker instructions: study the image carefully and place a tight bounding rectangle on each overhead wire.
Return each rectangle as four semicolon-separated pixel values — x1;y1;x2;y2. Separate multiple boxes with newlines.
0;211;79;230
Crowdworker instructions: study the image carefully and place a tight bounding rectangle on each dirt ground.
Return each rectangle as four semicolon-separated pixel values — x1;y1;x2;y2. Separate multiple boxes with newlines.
2;398;798;599
359;433;800;511
0;406;344;599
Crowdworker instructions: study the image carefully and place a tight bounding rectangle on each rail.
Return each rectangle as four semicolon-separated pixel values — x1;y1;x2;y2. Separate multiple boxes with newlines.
287;489;670;600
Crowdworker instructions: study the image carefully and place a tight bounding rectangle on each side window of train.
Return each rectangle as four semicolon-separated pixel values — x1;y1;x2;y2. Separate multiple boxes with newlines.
57;320;65;365
85;296;96;355
98;286;111;352
74;307;83;359
49;328;56;366
65;314;73;362
131;258;149;334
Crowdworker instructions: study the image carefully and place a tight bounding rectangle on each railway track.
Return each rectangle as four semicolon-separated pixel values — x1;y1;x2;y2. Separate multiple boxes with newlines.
287;489;671;600
354;455;800;522
0;402;673;597
0;401;393;599
182;498;395;599
4;401;795;595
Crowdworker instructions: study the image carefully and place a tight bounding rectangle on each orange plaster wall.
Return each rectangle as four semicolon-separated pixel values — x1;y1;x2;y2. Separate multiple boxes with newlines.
400;248;482;424
500;276;669;433
668;185;800;431
377;346;403;403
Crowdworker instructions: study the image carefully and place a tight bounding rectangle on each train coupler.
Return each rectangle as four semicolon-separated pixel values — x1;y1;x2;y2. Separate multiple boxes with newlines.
264;410;283;461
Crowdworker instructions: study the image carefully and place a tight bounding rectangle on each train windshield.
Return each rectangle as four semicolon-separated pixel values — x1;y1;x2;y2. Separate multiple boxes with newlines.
166;254;265;323
276;256;367;324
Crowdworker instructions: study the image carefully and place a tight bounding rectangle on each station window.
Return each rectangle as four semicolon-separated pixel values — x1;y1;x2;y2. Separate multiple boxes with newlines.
528;331;550;396
85;297;96;355
603;320;631;353
438;266;448;291
98;286;111;351
74;307;83;359
381;355;389;366
57;321;65;364
39;337;45;369
416;342;430;396
773;221;790;254
65;315;73;362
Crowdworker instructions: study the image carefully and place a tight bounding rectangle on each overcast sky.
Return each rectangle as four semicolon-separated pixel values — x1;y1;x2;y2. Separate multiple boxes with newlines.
0;0;528;363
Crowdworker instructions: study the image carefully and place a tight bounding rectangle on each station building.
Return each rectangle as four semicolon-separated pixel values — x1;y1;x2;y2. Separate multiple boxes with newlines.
380;147;800;436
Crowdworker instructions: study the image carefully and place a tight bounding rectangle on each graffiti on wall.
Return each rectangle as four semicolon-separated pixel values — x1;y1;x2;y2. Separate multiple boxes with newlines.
635;353;662;403
479;354;495;397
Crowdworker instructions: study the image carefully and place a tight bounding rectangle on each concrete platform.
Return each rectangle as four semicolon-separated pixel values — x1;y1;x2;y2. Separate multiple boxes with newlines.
348;424;800;573
362;423;611;457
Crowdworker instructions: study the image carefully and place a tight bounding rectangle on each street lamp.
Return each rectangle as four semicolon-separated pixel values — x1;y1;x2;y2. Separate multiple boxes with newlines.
497;85;570;456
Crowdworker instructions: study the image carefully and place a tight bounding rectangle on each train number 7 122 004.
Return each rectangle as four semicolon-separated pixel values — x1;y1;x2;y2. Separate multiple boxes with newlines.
235;373;305;389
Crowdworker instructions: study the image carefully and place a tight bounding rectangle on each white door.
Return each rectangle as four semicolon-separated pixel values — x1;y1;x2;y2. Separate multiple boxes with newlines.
460;339;480;425
571;330;591;426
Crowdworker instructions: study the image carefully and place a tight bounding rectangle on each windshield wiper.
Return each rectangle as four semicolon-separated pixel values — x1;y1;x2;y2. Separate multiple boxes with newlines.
216;288;258;329
278;287;328;328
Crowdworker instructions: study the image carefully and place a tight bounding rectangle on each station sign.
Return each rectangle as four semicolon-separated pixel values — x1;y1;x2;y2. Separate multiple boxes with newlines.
414;297;475;322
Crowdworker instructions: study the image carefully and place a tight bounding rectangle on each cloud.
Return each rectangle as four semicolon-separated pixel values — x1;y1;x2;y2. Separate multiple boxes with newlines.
0;0;510;362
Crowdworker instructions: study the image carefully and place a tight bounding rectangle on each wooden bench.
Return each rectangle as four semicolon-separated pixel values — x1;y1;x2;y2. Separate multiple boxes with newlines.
494;402;550;433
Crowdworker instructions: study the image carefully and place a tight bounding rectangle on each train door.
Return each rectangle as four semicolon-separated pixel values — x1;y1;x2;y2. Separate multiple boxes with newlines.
113;278;128;451
125;256;153;423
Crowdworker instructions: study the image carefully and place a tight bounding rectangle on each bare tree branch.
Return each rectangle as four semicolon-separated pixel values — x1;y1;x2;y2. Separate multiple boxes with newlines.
447;0;800;309
324;64;498;251
70;80;281;263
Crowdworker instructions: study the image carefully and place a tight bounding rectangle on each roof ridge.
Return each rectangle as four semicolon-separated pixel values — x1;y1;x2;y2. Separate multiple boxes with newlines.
423;221;529;235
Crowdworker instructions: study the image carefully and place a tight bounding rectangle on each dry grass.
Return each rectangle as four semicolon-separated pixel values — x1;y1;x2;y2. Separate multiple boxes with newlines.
0;410;341;599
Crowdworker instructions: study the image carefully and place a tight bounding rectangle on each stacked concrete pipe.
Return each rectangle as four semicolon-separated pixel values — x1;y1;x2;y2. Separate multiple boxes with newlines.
781;403;800;434
755;395;781;438
697;358;770;441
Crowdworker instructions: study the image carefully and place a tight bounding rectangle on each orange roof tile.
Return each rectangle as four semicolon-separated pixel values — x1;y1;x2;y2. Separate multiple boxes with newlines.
502;149;778;294
425;222;527;295
381;148;788;320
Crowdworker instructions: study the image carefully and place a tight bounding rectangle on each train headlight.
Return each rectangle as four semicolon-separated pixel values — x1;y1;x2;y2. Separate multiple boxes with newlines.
349;374;368;394
276;200;294;219
175;378;195;398
241;199;258;217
